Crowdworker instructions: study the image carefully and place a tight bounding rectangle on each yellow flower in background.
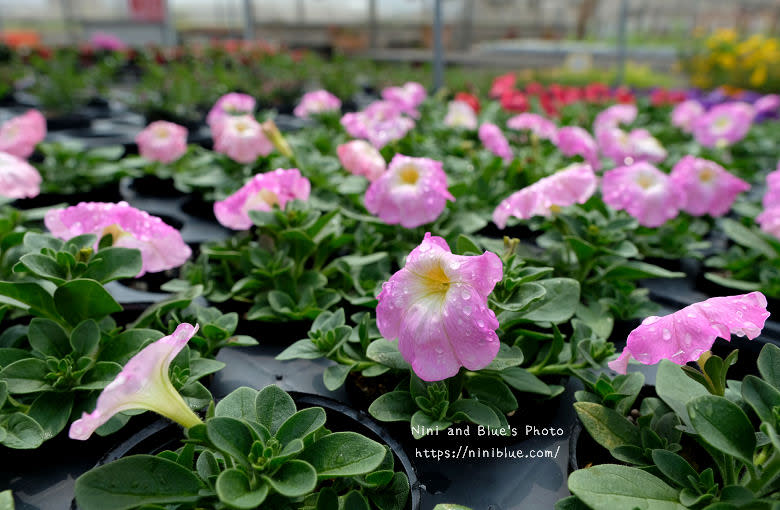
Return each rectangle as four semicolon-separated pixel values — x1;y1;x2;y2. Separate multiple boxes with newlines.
751;65;768;87
689;30;779;92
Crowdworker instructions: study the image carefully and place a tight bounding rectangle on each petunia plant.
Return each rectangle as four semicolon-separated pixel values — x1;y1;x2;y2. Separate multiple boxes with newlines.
34;142;138;195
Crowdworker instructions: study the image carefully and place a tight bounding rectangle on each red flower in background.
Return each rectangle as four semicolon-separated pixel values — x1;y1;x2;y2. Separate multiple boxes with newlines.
650;88;688;106
525;82;545;97
454;92;480;114
585;83;611;103
490;73;516;99
500;89;529;113
614;86;636;103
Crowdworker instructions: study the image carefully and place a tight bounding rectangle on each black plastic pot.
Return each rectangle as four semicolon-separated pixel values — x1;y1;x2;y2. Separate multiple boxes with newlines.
45;112;93;131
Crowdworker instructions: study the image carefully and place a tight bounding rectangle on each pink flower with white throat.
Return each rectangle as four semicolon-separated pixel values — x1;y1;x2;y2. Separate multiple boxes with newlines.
341;101;415;149
69;323;203;440
213;114;273;164
693;102;755;148
0;151;42;199
670;156;749;217
671;100;705;133
376;233;503;381
593;104;637;135
609;292;769;374
443;100;478;130
555;126;601;170
135;121;188;164
381;82;426;118
0;110;47;159
507;113;557;141
44;202;191;276
478;123;513;162
598;128;667;165
294;90;342;118
214;169;311;230
759;166;780;239
601;162;682;228
337;140;386;181
364;154;454;228
492;163;597;229
206;92;256;130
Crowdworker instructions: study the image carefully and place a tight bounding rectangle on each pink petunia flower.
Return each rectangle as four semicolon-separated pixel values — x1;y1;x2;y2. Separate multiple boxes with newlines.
755;94;780;116
341;100;415;149
693;102;755;148
492;163;597;229
381;82;426;118
376;233;503;381
443;100;478;130
593;103;637;135
762;163;780;209
206;92;256;130
213;114;273;164
69;323;203;440
598;128;667;166
478;123;513;162
758;206;780;240
364;154;454;228
293;89;342;119
506;113;558;141
670;156;749;216
555;126;601;170
213;168;311;230
671;100;705;133
0;151;42;199
337;140;386;181
44;202;191;276
0;110;47;159
609;292;770;374
90;32;127;51
135;121;188;164
601;162;682;227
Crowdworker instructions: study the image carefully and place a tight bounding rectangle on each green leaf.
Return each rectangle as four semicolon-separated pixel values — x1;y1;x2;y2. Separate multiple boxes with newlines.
687;395;756;466
128;285;203;329
323;363;352;391
368;472;411;510
74;362;123;390
262;459;317;497
70;319;100;357
343;491;371;510
54;279;122;325
447;399;501;427
215;469;268;509
432;505;473;510
277;339;324;360
0;282;58;320
568;464;684;509
465;375;518;413
484;344;525;370
456;234;481;254
215;386;258;420
82;247;143;283
187;358;225;381
519;278;580;323
0;490;13;510
255;385;297;435
500;367;554;395
100;329;162;365
721;218;776;259
742;375;780;425
75;455;202;510
275;407;327;445
317;488;339;510
366;340;410;370
27;318;70;358
299;432;386;478
493;282;546;312
600;261;684;281
196;450;220;483
18;253;67;283
0;413;45;449
758;343;780;390
369;392;417;422
410;412;452;439
206;417;254;467
0;358;51;394
573;402;640;450
28;392;74;440
656;359;709;429
651;450;699;491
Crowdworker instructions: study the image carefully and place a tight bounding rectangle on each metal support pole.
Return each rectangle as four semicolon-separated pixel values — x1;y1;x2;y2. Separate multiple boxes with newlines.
615;0;628;86
460;0;475;52
433;0;444;92
297;0;305;24
61;0;78;45
163;0;176;47
243;0;254;41
369;0;378;49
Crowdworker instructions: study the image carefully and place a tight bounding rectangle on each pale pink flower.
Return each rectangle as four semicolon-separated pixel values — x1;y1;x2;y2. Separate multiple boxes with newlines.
598;128;666;165
670;156;749;216
555;126;601;170
593;104;637;135
381;82;426;118
443;100;478;130
206;92;256;130
90;32;126;51
337;140;386;181
492;163;597;229
44;202;191;276
478;123;513;162
214;169;311;230
69;324;203;440
757;207;780;239
693;102;755;148
609;292;769;374
762;163;780;208
601;162;682;227
293;89;342;118
135;121;188;164
671;100;705;133
755;94;780;116
341;101;415;149
376;233;503;381
0;110;47;159
364;154;454;229
506;113;557;141
0;151;42;199
213;114;273;164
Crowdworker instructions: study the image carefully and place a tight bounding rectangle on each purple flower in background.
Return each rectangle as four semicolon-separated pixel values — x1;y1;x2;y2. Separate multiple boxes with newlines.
755;94;780;121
